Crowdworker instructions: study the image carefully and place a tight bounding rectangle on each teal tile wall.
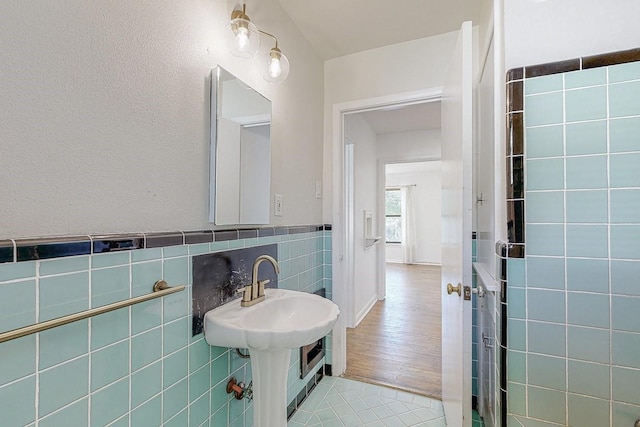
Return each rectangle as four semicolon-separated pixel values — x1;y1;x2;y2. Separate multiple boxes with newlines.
510;60;640;426
0;229;332;427
471;238;478;400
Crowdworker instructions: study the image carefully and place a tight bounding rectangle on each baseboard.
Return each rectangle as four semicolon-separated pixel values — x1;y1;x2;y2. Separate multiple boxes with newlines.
354;295;378;327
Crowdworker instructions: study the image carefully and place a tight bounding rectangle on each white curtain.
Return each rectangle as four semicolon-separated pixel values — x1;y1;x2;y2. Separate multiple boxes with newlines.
401;186;418;264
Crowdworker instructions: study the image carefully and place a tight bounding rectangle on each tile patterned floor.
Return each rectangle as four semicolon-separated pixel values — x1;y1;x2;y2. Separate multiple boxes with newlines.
288;377;447;427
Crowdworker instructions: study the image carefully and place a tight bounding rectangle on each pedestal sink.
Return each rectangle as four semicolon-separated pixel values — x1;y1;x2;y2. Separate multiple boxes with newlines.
203;288;340;427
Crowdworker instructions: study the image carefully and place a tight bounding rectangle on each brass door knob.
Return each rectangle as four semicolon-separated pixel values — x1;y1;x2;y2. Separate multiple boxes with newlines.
447;283;462;297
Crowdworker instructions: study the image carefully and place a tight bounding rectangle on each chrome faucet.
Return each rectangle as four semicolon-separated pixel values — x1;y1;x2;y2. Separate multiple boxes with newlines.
237;255;280;307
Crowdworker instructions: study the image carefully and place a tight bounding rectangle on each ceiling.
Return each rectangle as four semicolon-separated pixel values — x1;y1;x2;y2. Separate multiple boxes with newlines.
274;1;472;135
274;1;475;135
277;0;482;60
353;101;441;135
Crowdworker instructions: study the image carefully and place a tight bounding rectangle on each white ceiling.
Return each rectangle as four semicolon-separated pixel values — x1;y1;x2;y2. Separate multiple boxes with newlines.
352;101;441;135
272;0;468;135
277;0;482;60
273;1;475;135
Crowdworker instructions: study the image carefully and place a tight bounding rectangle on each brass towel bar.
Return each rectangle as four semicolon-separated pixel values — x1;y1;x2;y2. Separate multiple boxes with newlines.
0;280;185;344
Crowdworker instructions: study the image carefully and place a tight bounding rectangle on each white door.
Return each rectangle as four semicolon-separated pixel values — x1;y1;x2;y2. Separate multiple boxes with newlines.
440;21;473;427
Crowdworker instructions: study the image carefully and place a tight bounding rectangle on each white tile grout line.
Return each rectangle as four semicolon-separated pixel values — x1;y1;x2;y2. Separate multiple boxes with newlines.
34;259;40;427
606;63;615;427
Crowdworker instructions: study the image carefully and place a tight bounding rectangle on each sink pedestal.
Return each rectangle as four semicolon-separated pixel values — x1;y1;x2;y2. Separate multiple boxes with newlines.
249;348;292;427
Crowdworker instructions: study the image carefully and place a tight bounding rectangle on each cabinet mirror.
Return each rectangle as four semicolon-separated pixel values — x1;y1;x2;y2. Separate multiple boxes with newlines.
210;66;271;225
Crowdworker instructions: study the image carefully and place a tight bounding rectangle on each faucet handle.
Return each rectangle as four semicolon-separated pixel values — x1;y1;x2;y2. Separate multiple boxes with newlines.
257;279;270;297
236;285;252;302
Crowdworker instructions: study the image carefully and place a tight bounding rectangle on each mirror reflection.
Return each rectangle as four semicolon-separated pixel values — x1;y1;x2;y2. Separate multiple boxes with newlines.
210;66;271;225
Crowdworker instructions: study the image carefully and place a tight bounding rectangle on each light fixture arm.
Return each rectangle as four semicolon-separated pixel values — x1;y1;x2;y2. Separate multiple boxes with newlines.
258;30;279;49
231;4;250;21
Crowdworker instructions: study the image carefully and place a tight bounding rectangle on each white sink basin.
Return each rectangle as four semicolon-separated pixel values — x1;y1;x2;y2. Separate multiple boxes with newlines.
203;288;340;427
204;288;340;350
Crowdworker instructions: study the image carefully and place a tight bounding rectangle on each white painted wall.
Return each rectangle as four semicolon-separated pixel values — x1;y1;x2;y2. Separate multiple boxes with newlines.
0;1;324;238
344;114;379;325
323;32;459;221
504;0;640;70
377;129;442;161
385;162;442;264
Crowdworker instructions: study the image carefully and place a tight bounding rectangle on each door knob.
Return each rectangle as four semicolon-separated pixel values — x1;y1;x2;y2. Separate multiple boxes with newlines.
447;283;461;297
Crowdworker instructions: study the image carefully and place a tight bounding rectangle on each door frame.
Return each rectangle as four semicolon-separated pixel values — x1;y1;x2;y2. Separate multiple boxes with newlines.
330;87;442;376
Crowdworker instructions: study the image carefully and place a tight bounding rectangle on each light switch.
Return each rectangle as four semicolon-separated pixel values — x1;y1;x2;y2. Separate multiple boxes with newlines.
315;180;322;199
274;194;283;216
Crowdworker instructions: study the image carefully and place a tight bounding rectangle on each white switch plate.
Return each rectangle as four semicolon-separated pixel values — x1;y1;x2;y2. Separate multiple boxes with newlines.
315;180;322;199
274;194;283;216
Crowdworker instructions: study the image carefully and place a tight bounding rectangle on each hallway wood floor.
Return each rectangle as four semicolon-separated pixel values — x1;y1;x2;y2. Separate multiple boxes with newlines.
343;263;442;399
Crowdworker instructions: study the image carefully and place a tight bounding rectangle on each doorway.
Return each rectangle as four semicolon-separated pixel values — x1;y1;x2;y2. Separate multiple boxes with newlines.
344;262;442;397
337;98;444;398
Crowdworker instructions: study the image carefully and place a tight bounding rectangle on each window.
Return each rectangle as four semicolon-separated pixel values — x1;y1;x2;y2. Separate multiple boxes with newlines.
385;189;402;243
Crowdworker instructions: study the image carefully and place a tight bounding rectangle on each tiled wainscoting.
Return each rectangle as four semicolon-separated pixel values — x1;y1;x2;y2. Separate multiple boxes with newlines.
505;49;640;426
472;237;478;402
0;225;332;427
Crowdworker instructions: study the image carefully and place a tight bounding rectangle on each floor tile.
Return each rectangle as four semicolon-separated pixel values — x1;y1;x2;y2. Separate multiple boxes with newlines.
289;377;447;426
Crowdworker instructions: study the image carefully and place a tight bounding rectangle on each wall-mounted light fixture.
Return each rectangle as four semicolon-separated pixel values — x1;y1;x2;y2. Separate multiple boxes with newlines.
227;4;290;84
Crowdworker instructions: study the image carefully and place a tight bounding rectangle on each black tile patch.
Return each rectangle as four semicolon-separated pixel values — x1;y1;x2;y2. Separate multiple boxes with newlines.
184;230;214;244
274;226;288;236
472;231;477;240
258;227;275;237
214;230;238;242
506;81;523;113
524;58;580;78
506;157;524;200
507;113;524;156
288;226;304;235
16;237;92;261
583;48;640;69
92;234;144;254
191;244;278;336
238;229;258;239
145;232;183;248
507;200;525;244
287;399;296;420
512;156;524;199
0;240;14;263
506;67;523;82
508;244;525;259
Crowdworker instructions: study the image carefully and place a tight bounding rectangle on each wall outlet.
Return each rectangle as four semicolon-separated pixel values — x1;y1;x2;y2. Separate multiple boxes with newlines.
315;180;322;199
274;194;283;216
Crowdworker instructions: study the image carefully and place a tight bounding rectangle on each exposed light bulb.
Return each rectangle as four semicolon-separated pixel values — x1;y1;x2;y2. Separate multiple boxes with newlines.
235;27;249;51
227;13;259;58
263;47;289;83
268;57;282;78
